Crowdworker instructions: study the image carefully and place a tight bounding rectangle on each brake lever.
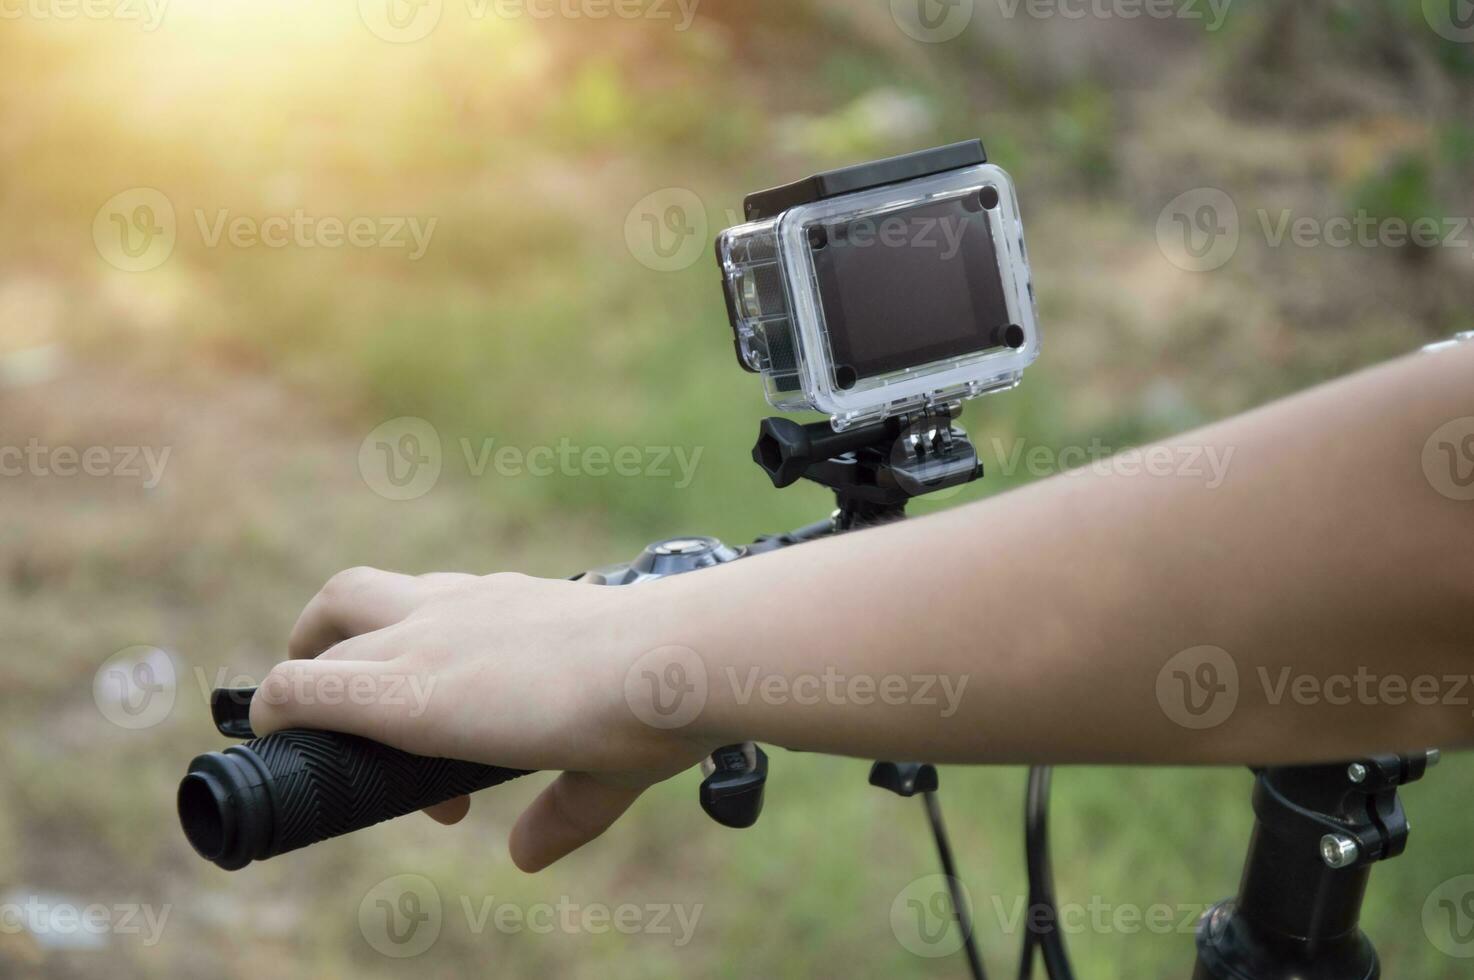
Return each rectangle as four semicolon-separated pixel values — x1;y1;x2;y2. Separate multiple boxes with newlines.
699;742;768;828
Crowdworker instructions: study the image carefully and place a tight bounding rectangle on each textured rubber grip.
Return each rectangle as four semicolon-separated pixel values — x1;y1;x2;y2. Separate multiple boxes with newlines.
179;728;532;870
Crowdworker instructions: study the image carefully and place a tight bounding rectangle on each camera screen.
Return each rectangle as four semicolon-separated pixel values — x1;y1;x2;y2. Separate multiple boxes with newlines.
811;195;1016;386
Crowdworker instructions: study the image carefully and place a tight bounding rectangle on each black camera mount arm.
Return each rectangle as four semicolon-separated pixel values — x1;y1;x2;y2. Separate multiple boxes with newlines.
751;405;983;529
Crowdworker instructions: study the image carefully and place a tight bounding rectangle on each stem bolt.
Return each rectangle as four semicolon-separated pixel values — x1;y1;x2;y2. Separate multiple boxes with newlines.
1321;834;1360;869
1346;763;1368;784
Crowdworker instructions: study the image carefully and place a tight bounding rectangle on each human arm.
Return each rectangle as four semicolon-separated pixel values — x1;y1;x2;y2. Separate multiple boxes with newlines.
249;341;1474;870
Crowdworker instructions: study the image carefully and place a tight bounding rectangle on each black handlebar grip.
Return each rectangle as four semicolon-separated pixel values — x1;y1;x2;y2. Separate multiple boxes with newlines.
178;729;531;870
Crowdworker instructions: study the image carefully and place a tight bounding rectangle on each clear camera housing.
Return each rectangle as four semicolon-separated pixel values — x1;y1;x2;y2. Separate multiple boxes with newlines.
717;142;1040;430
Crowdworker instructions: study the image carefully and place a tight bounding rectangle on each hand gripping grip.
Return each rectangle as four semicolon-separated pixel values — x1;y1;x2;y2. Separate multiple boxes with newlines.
178;689;530;870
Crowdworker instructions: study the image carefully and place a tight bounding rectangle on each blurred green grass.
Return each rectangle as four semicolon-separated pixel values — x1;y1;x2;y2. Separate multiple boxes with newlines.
3;2;1474;977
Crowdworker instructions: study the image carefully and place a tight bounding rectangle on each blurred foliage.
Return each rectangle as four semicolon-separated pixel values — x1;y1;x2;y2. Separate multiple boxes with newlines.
3;1;1474;978
1047;85;1118;193
1350;152;1441;229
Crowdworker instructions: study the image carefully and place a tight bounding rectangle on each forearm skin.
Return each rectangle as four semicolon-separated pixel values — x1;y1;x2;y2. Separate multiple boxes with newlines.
649;344;1474;766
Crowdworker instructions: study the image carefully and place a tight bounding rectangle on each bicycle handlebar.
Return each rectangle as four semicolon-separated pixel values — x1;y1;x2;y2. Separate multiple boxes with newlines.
179;723;531;871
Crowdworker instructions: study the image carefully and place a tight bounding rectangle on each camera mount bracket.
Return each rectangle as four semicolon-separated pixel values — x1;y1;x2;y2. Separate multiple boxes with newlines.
751;404;983;530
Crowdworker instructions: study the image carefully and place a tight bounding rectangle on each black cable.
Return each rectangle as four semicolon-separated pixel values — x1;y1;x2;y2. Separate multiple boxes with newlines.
1018;915;1038;979
1020;907;1043;972
923;790;987;980
1021;766;1075;980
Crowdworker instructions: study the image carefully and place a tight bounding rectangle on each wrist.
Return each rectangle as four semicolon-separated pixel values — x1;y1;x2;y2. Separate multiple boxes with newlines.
583;575;731;768
608;570;745;752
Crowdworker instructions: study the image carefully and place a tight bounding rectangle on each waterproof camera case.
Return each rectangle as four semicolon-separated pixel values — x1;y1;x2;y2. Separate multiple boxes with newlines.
717;140;1040;430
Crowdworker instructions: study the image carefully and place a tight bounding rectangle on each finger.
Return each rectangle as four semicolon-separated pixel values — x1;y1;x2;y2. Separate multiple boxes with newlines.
508;772;646;873
249;658;432;752
423;795;471;825
252;659;469;825
288;567;472;660
315;623;411;662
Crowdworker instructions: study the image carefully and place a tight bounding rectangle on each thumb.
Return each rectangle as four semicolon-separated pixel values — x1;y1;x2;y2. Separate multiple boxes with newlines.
509;772;646;872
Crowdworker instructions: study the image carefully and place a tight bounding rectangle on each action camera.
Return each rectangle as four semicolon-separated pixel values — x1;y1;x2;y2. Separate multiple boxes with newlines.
717;140;1040;430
